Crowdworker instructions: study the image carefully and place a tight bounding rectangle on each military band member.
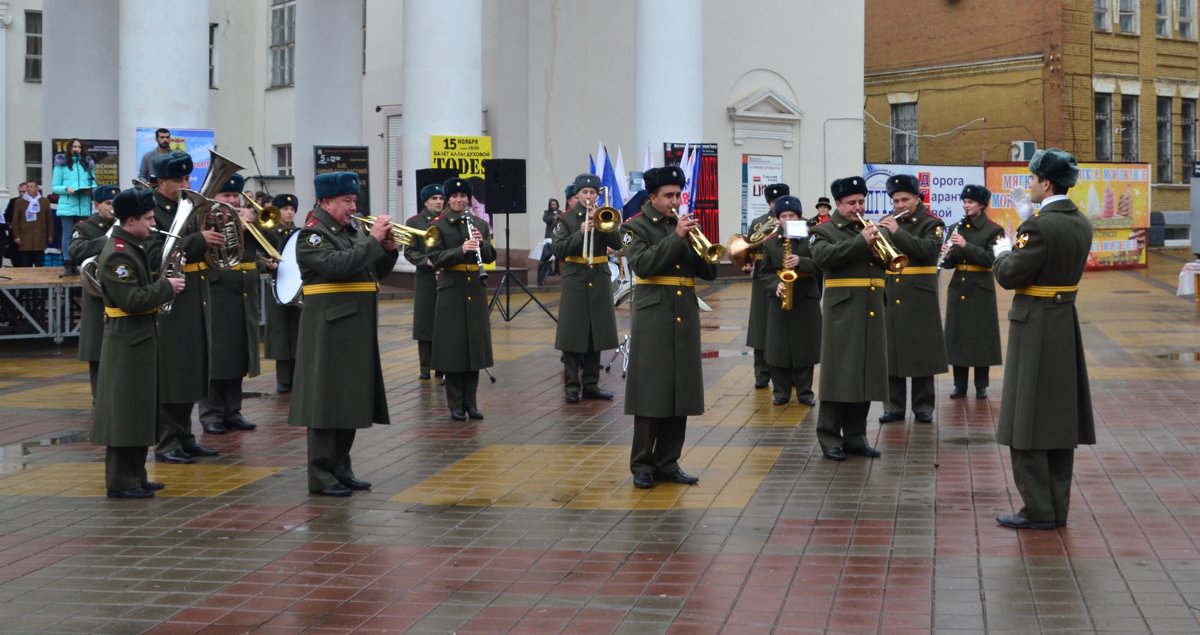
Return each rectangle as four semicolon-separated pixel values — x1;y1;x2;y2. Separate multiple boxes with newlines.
427;178;497;421
940;185;1005;399
809;177;885;461
877;174;948;424
69;185;119;398
745;183;789;390
993;149;1094;530
149;152;223;464
552;173;621;403
404;184;444;380
199;174;261;435
94;188;185;498
623;166;720;489
757;196;821;406
289;172;398;496
264;194;301;393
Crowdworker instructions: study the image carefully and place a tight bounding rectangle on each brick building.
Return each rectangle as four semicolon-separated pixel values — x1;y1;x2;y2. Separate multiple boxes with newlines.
864;0;1198;213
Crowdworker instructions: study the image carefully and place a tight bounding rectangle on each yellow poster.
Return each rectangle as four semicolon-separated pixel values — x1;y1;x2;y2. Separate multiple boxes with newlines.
430;135;492;178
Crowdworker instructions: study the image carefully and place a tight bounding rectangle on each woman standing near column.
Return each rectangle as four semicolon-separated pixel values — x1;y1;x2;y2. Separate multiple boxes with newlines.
52;139;97;273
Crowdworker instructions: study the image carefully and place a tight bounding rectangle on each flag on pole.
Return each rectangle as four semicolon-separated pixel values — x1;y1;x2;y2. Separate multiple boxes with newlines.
600;149;625;209
614;146;630;203
588;154;596;177
643;145;653;172
593;142;607;177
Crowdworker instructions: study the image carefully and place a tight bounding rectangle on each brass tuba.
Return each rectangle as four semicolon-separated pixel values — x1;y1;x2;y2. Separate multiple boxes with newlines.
182;150;246;269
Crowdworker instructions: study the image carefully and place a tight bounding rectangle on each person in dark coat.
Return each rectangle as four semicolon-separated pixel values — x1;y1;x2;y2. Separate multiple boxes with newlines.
148;152;223;464
288;172;399;496
94;188;185;498
403;184;444;380
68;185;119;398
552;174;622;403
427;177;497;421
536;196;562;285
757;196;821;406
11;181;54;267
264;194;301;393
622;166;720;489
939;184;1005;399
877;174;948;424
199;174;262;435
745;183;789;390
992;149;1095;530
808;177;886;461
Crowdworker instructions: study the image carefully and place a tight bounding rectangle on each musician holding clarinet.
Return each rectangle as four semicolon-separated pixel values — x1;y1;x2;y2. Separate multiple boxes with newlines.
428;177;497;421
939;185;1005;399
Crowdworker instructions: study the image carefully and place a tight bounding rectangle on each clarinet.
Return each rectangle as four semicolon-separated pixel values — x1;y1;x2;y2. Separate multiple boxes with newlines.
465;211;488;280
937;218;964;269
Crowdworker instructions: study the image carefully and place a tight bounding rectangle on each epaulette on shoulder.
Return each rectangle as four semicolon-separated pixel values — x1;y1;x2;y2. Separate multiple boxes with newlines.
113;237;127;251
925;210;941;221
431;214;445;224
626;212;644;221
75;218;87;226
305;216;319;228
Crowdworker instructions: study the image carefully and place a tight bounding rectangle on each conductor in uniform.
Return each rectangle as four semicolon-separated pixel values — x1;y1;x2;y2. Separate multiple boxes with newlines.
94;188;185;498
808;177;886;461
403;183;444;380
264;193;301;393
622;166;720;489
427;178;497;421
877;174;947;424
745;183;789;390
992;149;1094;529
68;185;119;398
939;185;1005;399
552;173;621;403
289;172;398;496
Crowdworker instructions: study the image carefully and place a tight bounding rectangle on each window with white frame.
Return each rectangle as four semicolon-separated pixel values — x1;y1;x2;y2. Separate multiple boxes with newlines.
1095;93;1114;161
274;144;293;177
1121;94;1139;161
890;102;918;164
1119;0;1140;33
1182;98;1196;180
1156;0;1171;36
24;11;42;82
1096;0;1112;30
269;0;296;88
1180;0;1197;38
209;23;219;89
1157;97;1173;182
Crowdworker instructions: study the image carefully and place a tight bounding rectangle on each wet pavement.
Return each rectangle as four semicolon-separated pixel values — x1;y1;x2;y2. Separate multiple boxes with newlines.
0;250;1198;633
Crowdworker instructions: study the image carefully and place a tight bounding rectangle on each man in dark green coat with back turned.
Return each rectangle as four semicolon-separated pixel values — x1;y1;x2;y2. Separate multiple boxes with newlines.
992;149;1094;530
622;166;719;489
744;183;789;390
289;172;399;497
404;183;444;380
552;173;621;403
69;185;118;399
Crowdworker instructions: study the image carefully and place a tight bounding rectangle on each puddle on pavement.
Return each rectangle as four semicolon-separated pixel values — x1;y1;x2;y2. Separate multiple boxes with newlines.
0;429;90;474
1156;352;1200;362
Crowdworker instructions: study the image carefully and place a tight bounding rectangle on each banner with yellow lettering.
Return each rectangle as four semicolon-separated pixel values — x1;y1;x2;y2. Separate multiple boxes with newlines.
431;135;495;269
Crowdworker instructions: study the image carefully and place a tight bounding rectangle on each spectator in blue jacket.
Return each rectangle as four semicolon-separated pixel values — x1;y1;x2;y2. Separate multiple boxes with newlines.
51;138;97;273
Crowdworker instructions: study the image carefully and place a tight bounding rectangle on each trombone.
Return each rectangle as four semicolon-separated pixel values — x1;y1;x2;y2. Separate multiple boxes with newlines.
582;200;620;262
241;191;280;229
357;215;440;249
675;207;725;264
234;192;284;261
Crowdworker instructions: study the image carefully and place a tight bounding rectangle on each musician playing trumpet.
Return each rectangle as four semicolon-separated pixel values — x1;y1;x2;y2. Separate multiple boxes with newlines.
757;196;821;407
877;174;947;425
552;174;621;403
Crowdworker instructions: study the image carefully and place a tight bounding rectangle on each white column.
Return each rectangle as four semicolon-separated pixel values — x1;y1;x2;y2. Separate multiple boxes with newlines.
401;0;482;216
0;2;12;199
634;0;703;166
117;0;209;186
43;0;119;160
293;0;362;216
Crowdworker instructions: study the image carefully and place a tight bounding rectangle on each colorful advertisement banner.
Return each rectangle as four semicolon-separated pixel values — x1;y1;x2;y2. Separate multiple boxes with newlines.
665;143;719;241
136;128;215;191
51;138;119;187
741;154;783;232
863;163;985;221
984;161;1151;270
430;135;493;225
314;146;371;215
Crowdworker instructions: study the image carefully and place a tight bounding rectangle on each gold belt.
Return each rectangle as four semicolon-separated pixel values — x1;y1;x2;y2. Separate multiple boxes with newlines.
956;264;992;272
104;307;156;318
229;262;258;271
301;282;380;295
444;264;480;272
636;276;695;287
1015;285;1078;298
751;253;763;261
564;256;608;265
182;262;209;273
889;266;938;275
824;278;885;288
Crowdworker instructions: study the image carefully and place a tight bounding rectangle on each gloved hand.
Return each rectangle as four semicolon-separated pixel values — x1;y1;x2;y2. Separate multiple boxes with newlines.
1011;188;1035;221
992;237;1013;257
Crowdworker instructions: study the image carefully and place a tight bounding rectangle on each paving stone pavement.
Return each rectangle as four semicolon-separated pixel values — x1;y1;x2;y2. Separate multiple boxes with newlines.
0;250;1198;633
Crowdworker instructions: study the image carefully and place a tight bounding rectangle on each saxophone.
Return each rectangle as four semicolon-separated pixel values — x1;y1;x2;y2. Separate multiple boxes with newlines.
778;236;798;311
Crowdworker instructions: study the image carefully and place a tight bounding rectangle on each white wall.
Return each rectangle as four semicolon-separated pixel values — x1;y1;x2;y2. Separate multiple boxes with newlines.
4;0;44;193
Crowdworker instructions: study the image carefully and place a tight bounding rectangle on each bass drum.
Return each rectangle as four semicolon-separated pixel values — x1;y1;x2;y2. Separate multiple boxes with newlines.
273;231;304;306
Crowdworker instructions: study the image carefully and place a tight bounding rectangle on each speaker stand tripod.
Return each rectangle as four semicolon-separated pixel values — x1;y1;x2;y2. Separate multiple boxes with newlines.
488;211;557;323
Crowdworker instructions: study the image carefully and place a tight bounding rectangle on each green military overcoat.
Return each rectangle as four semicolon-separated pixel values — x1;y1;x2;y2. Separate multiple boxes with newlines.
93;227;175;446
288;207;398;429
621;202;720;417
808;211;889;403
403;207;439;342
941;212;1005;367
427;210;497;372
744;212;772;349
68;213;113;362
264;223;300;361
883;203;948;377
551;201;621;353
149;190;211;404
993;198;1095;450
758;233;822;368
207;233;261;381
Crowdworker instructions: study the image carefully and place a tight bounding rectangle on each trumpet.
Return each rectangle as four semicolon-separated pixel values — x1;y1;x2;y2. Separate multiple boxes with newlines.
676;207;725;264
859;214;908;272
356;215;440;249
